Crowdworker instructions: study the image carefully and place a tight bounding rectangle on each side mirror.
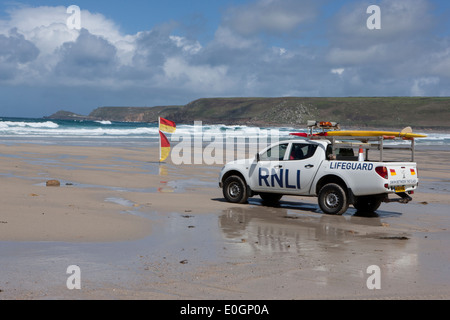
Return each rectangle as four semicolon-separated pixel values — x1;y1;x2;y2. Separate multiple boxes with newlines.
256;153;260;162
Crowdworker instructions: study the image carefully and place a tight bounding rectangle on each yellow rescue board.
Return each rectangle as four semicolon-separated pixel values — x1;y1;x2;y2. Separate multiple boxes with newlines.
324;130;427;138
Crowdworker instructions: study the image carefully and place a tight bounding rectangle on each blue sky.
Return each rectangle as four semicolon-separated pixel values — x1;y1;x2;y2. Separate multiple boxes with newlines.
0;0;449;117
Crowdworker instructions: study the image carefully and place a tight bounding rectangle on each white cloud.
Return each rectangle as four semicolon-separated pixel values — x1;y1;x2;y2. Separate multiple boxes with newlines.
331;68;345;75
325;0;450;96
54;29;118;80
169;35;202;54
213;26;259;49
163;57;230;93
327;44;389;65
0;29;39;82
272;46;288;57
0;6;77;55
222;0;318;36
411;77;440;96
331;0;435;41
0;5;134;65
430;46;450;77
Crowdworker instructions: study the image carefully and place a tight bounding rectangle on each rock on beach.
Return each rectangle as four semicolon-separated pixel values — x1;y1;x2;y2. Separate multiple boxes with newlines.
46;180;61;187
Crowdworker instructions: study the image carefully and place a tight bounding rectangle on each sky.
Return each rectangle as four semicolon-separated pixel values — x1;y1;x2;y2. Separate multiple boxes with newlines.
0;0;449;117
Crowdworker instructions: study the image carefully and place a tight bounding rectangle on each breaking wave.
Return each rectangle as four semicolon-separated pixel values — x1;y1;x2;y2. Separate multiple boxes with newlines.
0;117;447;148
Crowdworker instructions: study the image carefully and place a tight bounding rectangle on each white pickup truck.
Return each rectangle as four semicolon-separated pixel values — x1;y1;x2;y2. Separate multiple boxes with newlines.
219;134;419;215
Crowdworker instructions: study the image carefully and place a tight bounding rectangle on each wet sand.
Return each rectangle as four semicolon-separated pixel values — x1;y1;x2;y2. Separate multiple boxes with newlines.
0;143;449;299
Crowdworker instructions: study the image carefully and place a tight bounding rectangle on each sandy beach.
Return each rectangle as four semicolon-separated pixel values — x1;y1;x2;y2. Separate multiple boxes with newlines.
0;142;449;300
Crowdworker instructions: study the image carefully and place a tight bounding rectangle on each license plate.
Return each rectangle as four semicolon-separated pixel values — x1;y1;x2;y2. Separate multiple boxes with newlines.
395;186;406;193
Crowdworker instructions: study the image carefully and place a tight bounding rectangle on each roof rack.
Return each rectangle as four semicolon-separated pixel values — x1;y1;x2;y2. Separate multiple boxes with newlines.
301;121;416;162
321;135;416;162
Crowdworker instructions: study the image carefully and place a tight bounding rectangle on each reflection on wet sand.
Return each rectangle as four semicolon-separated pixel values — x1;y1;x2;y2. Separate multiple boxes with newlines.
219;198;405;252
216;198;427;297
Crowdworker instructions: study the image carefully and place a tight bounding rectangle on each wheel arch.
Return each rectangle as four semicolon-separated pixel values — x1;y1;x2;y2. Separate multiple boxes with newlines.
221;170;247;184
315;175;356;205
221;170;254;197
315;174;348;195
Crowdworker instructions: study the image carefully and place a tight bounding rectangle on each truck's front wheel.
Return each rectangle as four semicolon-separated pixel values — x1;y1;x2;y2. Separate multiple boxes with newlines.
223;175;248;204
318;183;349;215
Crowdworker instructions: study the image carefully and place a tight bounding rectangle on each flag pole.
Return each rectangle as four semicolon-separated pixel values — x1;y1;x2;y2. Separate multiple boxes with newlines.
158;117;161;162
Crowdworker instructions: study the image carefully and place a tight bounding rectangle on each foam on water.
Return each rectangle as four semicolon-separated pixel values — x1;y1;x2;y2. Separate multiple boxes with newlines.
0;117;448;148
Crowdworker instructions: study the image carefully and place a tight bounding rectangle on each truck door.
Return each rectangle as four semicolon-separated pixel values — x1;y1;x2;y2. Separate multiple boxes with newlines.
251;142;289;192
280;142;320;194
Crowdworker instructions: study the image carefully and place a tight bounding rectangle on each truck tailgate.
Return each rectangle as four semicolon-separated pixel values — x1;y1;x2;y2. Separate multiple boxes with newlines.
385;163;418;192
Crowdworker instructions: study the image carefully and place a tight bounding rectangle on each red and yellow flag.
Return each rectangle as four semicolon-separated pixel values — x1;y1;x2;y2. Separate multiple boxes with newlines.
159;130;170;162
158;117;175;162
159;117;176;133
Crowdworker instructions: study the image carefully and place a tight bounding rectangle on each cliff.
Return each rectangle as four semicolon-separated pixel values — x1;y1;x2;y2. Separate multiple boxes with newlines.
46;97;450;129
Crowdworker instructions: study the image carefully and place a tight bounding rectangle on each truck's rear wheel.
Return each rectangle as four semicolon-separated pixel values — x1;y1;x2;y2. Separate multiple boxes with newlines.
318;183;349;215
353;196;382;212
223;175;248;204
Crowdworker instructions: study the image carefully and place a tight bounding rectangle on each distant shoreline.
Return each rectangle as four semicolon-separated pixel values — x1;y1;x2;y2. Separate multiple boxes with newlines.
43;97;450;130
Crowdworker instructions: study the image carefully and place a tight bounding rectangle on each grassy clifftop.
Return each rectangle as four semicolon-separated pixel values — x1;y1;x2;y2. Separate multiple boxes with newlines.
48;97;450;129
162;97;450;129
88;105;183;122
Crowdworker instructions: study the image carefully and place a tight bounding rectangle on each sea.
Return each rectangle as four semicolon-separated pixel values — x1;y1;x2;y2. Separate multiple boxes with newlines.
0;117;449;150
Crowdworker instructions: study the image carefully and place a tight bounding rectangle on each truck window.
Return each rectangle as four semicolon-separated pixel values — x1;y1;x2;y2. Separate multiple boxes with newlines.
338;148;354;157
326;144;333;160
260;143;288;161
289;144;318;160
336;148;357;161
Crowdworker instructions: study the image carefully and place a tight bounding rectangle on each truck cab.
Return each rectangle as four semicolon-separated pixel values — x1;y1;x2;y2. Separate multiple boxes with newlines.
251;140;326;195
